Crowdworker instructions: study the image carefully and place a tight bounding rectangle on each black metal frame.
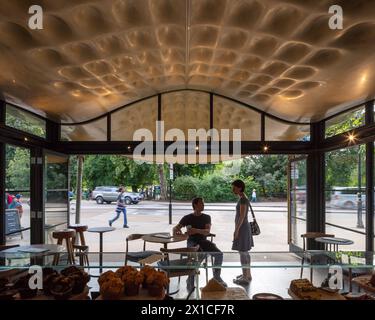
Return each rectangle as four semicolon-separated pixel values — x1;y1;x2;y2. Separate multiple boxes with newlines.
0;94;374;248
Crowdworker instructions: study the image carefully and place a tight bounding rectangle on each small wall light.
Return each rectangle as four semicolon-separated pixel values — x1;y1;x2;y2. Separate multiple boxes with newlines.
263;145;269;152
348;134;356;143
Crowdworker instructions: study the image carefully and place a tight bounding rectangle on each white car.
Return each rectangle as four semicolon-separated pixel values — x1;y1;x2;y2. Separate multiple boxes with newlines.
92;186;140;205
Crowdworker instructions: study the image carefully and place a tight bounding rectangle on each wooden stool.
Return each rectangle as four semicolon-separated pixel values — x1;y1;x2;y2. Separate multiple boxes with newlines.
69;224;89;267
52;229;76;265
69;224;88;246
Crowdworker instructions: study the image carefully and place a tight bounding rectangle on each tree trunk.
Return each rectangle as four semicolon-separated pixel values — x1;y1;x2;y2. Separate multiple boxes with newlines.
75;155;84;224
158;164;167;200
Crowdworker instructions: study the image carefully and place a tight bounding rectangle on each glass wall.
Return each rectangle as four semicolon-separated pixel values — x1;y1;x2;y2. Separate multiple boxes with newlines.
325;105;365;138
4;144;30;246
44;153;69;244
265;117;310;141
214;96;261;141
5;104;46;138
163;91;210;140
60;117;107;141
289;157;307;249
111;97;158;141
325;145;366;250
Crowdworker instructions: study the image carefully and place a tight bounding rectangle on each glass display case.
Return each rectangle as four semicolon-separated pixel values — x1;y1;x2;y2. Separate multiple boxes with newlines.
1;250;374;300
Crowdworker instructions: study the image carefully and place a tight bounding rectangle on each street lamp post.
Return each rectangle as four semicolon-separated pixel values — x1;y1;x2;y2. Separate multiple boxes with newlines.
357;145;364;229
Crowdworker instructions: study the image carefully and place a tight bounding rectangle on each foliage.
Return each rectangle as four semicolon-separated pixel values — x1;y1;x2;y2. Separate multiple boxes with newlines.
240;155;288;197
173;176;199;200
6;110;46;138
6;146;30;190
70;155;158;191
325;145;366;190
325;108;365;138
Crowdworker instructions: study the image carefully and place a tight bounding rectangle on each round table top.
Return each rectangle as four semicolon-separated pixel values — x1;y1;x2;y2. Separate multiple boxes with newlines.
0;244;65;258
315;237;354;245
88;227;115;233
142;233;188;244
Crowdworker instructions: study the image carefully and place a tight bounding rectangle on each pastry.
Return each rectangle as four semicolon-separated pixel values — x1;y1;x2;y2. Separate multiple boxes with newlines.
100;277;124;300
370;273;375;287
69;272;90;295
0;289;17;300
201;278;226;292
115;266;136;279
98;270;117;286
50;276;74;300
14;275;38;299
61;266;82;277
43;273;59;296
0;278;9;292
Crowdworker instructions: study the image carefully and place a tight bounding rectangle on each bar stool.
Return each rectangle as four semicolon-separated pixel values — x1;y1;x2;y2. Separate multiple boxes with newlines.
69;224;89;266
52;229;76;265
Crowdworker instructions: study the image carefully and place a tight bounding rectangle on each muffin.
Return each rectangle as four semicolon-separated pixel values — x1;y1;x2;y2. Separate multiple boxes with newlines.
61;266;82;277
43;273;60;296
14;275;38;299
98;270;117;286
370;273;375;287
122;270;143;296
100;277;124;300
69;272;90;295
50;276;74;300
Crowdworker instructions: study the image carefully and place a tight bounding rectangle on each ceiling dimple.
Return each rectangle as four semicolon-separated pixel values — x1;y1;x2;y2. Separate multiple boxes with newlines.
305;48;341;68
274;42;311;63
283;66;316;80
261;5;304;36
37;14;74;44
112;0;152;28
226;0;264;30
0;0;375;123
295;15;335;44
0;22;35;49
59;66;91;80
272;78;295;88
73;5;109;36
29;48;67;68
191;0;227;25
62;42;98;63
331;22;375;50
249;36;279;57
190;26;219;47
157;26;185;47
84;60;114;77
218;29;248;50
95;35;124;56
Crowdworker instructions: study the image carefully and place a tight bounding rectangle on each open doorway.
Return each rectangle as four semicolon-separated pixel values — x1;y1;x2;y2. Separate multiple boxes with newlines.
69;155;292;252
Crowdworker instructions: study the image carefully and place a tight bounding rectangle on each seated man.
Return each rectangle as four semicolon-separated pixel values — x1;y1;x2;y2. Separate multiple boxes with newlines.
173;197;227;290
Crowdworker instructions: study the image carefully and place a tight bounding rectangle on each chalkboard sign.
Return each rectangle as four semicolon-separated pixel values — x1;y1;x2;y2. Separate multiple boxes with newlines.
5;209;21;236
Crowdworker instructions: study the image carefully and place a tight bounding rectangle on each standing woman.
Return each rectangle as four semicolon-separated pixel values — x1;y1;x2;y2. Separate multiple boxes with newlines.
231;180;253;285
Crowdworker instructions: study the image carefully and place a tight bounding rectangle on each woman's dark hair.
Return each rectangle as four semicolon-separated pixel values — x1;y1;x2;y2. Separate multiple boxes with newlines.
192;197;203;209
232;179;245;192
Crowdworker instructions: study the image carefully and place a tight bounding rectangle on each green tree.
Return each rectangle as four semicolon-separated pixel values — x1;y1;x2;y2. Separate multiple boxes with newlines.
240;155;288;197
6;146;30;190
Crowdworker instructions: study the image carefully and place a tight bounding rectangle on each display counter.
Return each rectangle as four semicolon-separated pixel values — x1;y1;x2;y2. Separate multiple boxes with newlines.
1;251;374;300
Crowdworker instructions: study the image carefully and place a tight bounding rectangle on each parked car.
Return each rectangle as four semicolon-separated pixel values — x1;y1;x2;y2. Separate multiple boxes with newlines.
92;186;140;205
329;187;367;209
